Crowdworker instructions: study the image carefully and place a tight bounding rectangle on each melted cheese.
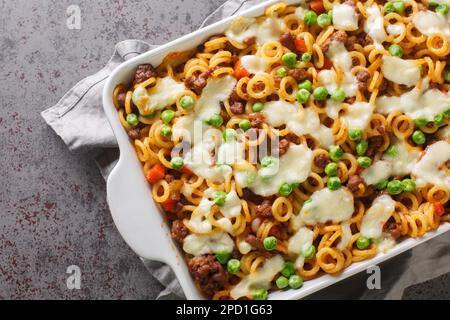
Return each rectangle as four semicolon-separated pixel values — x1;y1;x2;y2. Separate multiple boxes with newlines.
360;195;395;239
300;188;354;225
132;77;185;113
249;144;313;196
237;240;252;255
362;142;420;185
375;79;450;121
225;16;285;45
288;227;314;256
332;4;359;30
437;125;450;141
386;24;404;36
337;222;352;250
412;141;450;188
364;4;387;43
183;231;234;256
263;101;334;147
381;56;421;86
413;10;450;37
230;255;284;300
217;140;245;165
195;75;237;122
343;101;375;130
376;236;396;253
240;55;269;74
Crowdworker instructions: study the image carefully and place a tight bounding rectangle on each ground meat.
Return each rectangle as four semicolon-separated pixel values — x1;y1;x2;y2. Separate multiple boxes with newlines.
249;112;266;128
127;128;140;140
285;133;302;144
170;220;189;243
347;175;365;193
344;96;356;104
345;33;372;50
320;30;348;52
314;153;329;169
225;41;240;55
273;138;290;157
253;81;265;92
279;32;296;52
356;70;371;92
184;67;216;95
242;188;264;204
229;88;241;104
243;36;256;47
188;255;228;298
366;135;384;157
268;224;289;240
288;68;308;81
255;199;273;219
230;101;245;114
383;220;402;240
165;174;175;183
116;92;126;108
245;234;264;250
133;64;157;85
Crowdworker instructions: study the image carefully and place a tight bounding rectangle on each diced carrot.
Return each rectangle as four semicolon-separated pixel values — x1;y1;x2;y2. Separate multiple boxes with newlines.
233;59;249;79
433;202;445;216
323;57;333;69
161;199;175;212
294;37;308;53
310;0;326;13
146;163;166;184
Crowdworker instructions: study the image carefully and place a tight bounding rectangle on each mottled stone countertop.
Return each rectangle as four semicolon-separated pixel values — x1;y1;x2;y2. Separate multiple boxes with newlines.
0;0;448;299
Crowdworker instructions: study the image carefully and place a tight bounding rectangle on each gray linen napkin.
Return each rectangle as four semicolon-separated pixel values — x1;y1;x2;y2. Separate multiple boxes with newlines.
41;0;449;300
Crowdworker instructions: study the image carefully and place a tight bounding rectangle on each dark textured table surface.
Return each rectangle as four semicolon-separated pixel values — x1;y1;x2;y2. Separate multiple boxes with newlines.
0;0;448;299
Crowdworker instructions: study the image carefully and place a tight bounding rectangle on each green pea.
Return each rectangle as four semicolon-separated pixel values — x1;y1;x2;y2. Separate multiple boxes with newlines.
281;261;295;278
180;95;194;110
357;156;372;168
215;250;231;264
261;156;276;168
223;128;237;142
388;44;403;58
356;141;368;156
252;288;268;300
296;88;311;104
276;67;287;78
393;0;405;13
384;2;396;13
301;52;312;62
414;117;428;128
170;157;184;170
207;113;223;127
279;183;294;197
160;124;172;137
288;275;303;289
356;236;371;250
387;179;403;195
313;86;328;101
444;109;450;118
317;13;332;28
263;236;277;251
444;70;450;84
401;178;416;192
298;79;313;92
331;88;346;102
434;113;444;127
276;276;289;289
213;191;227;206
282;52;298;68
412;130;426;145
436;4;449;14
227;259;241;273
239;119;251;132
375;179;388;190
384;144;398;157
324;162;338;177
327;176;342;190
348;128;363;141
304;10;318;26
329;145;343;162
302;245;316;259
161;109;175;124
126;113;139;126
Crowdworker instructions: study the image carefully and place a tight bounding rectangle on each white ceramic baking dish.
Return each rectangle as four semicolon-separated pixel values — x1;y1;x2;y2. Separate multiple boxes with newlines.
102;0;450;300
